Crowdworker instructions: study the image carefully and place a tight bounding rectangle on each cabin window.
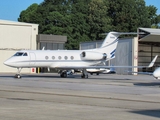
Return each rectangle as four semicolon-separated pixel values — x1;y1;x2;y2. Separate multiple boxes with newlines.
45;56;49;60
64;56;68;60
70;56;74;60
14;52;24;56
23;53;28;56
52;56;55;60
58;56;61;60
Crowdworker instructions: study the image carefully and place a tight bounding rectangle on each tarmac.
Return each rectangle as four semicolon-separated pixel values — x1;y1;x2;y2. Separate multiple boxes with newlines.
0;72;160;120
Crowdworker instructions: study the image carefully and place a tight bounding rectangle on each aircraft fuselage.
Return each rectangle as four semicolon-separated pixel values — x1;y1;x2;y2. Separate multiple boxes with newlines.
4;50;103;68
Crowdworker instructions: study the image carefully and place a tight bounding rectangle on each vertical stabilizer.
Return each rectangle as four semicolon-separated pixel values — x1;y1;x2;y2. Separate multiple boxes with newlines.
97;32;120;60
101;32;119;48
96;32;137;60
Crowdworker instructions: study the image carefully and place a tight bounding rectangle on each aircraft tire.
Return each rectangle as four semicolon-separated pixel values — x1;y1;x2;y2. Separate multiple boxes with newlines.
81;74;85;78
63;73;67;78
81;74;88;79
60;72;67;78
15;74;21;79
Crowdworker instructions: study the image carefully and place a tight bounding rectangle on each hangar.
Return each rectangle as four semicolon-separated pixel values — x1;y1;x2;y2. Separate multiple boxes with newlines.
0;20;38;73
80;28;160;74
0;20;67;73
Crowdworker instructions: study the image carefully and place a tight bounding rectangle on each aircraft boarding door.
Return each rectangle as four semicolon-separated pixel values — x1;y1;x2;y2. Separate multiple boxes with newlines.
29;52;36;66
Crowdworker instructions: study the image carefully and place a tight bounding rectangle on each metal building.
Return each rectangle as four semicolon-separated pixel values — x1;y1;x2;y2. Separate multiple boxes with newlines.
0;20;38;73
138;28;160;73
37;34;67;50
36;34;67;73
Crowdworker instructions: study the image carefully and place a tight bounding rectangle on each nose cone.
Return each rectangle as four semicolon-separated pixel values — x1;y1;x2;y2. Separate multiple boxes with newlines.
3;59;13;67
153;71;157;78
153;68;160;79
4;60;10;66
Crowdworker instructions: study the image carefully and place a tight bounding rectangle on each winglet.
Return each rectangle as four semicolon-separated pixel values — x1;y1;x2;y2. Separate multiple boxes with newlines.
147;55;158;68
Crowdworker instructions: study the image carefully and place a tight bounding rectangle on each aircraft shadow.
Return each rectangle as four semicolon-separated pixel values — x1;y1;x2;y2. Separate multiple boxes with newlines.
130;109;160;118
0;74;78;79
0;74;133;80
21;74;79;78
134;82;160;87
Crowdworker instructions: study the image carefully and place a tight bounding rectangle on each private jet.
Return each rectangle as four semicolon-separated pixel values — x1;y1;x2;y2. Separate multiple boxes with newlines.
4;32;156;79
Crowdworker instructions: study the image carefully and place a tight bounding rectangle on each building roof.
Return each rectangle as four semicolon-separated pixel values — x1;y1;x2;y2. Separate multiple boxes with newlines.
138;28;160;43
0;19;38;27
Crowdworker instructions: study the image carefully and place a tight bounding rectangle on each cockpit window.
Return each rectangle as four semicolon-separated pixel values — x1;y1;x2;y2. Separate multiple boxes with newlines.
23;53;28;56
14;52;24;56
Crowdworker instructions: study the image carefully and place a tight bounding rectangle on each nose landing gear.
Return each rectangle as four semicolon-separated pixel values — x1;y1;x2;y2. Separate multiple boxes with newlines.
14;68;22;78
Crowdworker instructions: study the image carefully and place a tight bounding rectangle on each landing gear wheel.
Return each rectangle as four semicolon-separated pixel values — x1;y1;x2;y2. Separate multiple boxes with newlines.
81;69;88;79
63;72;67;78
81;74;84;78
60;72;67;78
81;73;88;78
14;68;22;79
96;73;99;75
14;74;21;79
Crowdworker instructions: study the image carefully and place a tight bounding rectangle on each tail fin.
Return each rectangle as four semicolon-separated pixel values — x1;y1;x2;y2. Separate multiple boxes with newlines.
97;32;120;59
100;32;120;48
96;32;137;60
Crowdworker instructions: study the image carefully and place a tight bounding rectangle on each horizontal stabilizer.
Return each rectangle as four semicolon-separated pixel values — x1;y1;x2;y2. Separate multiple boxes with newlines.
127;71;153;75
101;32;138;36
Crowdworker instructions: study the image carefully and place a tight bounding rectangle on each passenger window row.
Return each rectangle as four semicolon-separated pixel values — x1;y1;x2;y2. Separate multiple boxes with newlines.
45;56;74;60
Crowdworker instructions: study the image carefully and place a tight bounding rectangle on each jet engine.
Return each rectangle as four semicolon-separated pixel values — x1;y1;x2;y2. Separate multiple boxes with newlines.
81;51;107;60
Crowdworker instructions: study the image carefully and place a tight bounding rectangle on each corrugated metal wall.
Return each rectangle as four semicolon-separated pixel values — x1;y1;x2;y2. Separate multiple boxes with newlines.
111;38;133;74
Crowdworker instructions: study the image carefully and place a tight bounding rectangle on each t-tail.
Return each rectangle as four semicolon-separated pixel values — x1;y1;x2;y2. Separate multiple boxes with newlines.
95;32;120;60
95;32;137;60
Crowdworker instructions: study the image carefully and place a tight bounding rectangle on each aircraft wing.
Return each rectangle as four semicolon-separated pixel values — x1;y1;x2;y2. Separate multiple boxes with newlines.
127;71;153;75
55;55;158;69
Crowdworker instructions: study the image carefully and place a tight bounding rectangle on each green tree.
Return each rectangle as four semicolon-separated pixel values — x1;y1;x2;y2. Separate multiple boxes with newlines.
107;0;151;32
65;0;91;49
18;0;160;49
135;0;151;28
88;0;111;41
147;5;160;28
18;3;39;22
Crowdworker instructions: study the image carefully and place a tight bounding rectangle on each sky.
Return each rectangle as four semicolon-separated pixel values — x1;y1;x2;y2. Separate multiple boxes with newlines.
0;0;160;22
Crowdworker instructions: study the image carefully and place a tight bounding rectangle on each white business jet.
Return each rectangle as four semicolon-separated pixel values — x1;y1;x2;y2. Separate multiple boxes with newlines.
3;32;155;79
4;32;120;78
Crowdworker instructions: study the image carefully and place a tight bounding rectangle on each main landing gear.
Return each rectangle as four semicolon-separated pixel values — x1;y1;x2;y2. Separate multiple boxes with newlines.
59;69;88;78
81;69;88;78
14;68;22;78
60;71;67;78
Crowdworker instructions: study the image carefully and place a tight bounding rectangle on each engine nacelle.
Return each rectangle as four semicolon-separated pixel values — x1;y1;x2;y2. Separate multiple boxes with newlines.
81;51;107;60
